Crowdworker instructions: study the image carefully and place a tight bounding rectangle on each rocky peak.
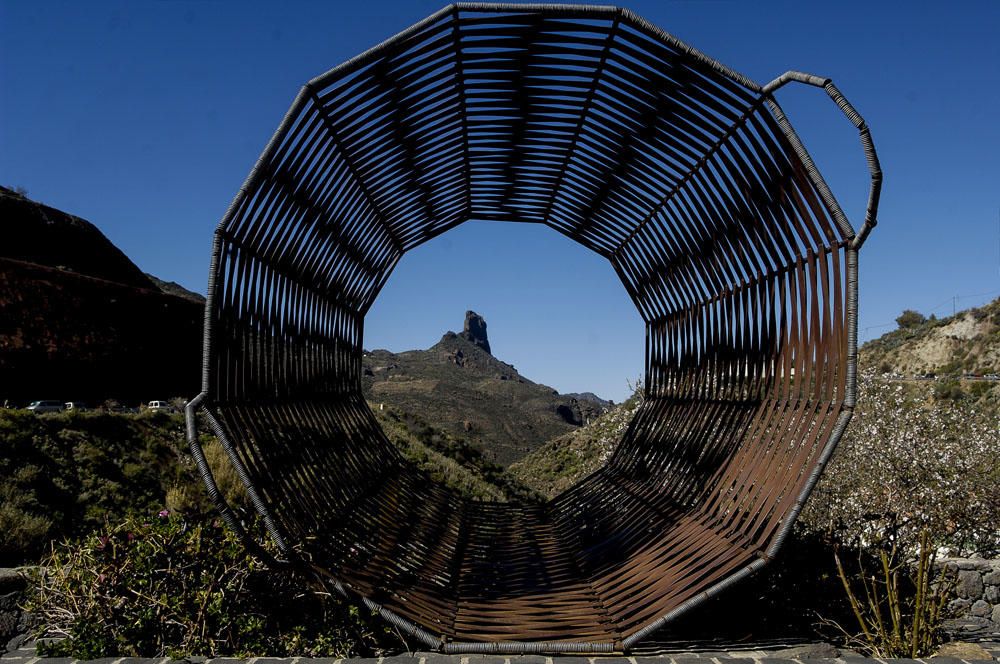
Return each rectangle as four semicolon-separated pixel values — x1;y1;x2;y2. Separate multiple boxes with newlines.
460;310;491;354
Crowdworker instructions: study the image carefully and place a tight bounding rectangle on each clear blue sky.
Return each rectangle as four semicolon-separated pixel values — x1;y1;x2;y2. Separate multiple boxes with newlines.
2;1;998;402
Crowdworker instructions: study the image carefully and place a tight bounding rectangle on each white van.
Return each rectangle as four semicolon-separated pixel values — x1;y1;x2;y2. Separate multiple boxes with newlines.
27;400;64;414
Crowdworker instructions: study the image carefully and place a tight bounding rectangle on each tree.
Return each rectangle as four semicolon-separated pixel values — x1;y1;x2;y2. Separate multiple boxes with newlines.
895;309;926;329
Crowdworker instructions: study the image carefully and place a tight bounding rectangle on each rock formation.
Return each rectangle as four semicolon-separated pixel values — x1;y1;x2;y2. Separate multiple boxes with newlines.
460;310;490;354
362;311;609;465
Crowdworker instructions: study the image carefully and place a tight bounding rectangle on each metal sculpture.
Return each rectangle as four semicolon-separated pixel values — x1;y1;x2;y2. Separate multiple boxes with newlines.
186;3;880;653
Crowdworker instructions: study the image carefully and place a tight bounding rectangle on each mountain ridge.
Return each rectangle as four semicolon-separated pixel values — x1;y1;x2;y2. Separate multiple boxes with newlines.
363;310;610;465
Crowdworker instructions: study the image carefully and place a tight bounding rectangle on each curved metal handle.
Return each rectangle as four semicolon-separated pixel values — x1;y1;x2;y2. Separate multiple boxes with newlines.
763;71;882;249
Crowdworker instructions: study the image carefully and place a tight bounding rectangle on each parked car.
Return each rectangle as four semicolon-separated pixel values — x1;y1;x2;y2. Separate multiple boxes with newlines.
27;400;64;414
64;402;89;412
147;400;173;412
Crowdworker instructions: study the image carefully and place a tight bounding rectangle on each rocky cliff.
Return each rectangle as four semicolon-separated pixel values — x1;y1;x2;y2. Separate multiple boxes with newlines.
0;187;203;403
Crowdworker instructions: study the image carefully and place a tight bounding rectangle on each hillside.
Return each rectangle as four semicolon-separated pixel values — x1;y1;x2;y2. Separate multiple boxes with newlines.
0;187;204;403
362;311;609;465
371;402;541;502
0;186;154;289
0;400;542;565
0;408;205;565
144;273;206;303
509;387;643;499
861;297;1000;377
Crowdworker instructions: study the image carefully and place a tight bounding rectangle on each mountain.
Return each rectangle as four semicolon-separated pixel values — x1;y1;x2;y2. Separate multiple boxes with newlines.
0;186;608;464
362;310;610;465
0;186;203;403
562;392;613;408
1;187;154;289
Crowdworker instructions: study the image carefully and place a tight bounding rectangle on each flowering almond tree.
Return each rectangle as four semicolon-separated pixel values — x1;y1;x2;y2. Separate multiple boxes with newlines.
802;371;1000;555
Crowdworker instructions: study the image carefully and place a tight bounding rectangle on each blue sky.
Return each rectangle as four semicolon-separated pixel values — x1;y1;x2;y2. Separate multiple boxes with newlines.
2;1;998;402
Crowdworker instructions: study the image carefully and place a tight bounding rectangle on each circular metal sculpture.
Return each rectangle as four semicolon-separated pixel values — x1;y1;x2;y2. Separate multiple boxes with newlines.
186;3;881;654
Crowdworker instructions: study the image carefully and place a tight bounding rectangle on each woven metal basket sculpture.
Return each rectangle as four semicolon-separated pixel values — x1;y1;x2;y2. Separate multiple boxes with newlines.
186;3;881;654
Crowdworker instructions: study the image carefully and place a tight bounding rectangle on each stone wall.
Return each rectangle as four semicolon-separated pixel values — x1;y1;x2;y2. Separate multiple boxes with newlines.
0;569;29;655
940;556;1000;625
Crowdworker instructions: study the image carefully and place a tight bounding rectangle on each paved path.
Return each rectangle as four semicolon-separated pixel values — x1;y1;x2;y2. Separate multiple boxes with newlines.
3;642;999;664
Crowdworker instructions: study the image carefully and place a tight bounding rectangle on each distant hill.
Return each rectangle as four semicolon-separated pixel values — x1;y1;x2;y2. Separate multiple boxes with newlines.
144;273;205;304
362;311;610;465
0;186;203;403
562;392;612;407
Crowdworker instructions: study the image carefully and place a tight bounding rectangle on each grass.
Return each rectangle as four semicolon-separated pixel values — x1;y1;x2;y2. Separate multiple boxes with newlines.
0;408;227;566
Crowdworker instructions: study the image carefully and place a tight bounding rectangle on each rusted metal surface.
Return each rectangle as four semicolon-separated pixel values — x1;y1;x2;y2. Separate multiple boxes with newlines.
186;3;880;653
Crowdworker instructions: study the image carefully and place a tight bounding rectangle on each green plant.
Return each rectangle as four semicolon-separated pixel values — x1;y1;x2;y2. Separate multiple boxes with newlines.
828;531;955;658
0;409;244;565
933;380;965;401
27;514;404;659
0;409;177;564
166;438;248;514
968;381;992;399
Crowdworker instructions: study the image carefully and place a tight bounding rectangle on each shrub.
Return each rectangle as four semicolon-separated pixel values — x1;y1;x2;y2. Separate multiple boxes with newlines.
28;514;404;659
166;439;247;515
968;381;993;399
827;531;955;658
0;409;236;565
895;310;927;329
933;380;965;401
